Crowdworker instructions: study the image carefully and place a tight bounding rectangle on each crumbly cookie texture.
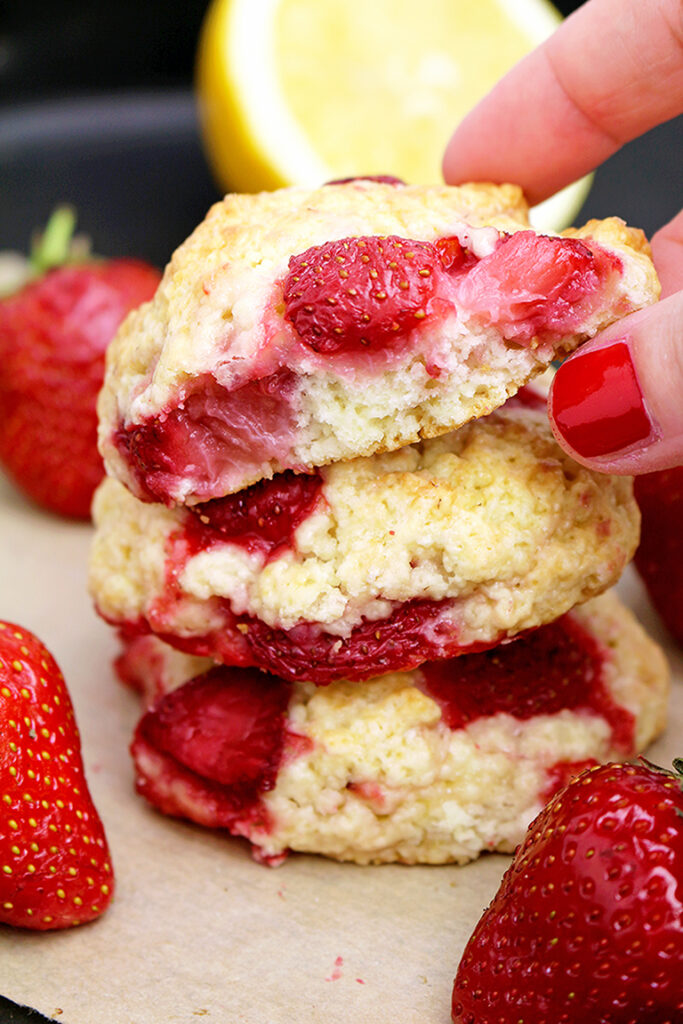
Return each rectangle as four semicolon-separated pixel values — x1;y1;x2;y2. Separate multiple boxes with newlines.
90;400;639;680
97;181;659;504
127;592;669;866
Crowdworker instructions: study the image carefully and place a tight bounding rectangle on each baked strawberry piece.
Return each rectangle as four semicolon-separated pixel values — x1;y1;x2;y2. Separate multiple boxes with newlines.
633;467;683;646
90;398;638;683
0;210;160;518
128;592;668;865
115;630;212;708
0;621;114;929
451;758;683;1022
98;181;659;505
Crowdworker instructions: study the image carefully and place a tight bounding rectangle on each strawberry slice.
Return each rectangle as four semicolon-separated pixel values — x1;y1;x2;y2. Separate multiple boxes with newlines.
452;760;683;1022
134;666;290;794
454;230;619;339
189;469;323;559
0;621;114;930
283;234;458;353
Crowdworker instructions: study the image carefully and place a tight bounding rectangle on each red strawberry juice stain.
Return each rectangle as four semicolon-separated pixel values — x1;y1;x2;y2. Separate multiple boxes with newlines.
280;729;315;766
419;613;635;752
325;956;344;982
114;371;297;504
186;469;324;560
134;665;295;832
347;780;386;808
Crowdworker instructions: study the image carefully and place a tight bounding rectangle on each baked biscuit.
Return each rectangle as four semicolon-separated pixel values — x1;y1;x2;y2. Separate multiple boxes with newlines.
91;397;639;683
97;181;659;505
127;592;669;865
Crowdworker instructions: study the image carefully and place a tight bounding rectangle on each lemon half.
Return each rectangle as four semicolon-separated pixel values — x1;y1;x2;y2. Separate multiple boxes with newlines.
196;0;591;230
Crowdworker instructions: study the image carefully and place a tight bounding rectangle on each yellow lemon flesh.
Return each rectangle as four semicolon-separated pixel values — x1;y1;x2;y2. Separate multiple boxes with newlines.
196;0;591;230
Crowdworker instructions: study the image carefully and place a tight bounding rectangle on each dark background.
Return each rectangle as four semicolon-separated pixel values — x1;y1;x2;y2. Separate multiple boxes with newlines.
0;0;600;98
0;1;680;1021
0;0;625;98
0;0;681;267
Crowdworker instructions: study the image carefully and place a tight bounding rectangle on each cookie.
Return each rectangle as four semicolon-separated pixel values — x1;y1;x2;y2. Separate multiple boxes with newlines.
91;397;639;683
97;181;659;505
127;592;669;865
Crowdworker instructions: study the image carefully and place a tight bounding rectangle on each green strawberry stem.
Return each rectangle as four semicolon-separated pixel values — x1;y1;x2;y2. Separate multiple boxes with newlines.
672;759;683;815
30;205;92;274
640;756;683;814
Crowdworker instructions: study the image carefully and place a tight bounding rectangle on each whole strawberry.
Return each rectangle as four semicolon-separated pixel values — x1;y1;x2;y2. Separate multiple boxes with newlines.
0;620;114;929
452;760;683;1023
633;467;683;647
0;208;160;518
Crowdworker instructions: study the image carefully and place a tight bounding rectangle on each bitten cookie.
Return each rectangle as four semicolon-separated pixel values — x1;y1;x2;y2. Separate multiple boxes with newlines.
97;180;659;505
90;397;639;683
126;592;669;866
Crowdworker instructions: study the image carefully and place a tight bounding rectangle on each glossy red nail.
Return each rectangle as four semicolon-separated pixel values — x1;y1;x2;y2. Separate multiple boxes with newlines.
550;341;654;459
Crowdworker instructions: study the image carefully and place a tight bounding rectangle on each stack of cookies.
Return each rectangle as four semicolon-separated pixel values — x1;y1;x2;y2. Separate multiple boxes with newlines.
89;180;669;866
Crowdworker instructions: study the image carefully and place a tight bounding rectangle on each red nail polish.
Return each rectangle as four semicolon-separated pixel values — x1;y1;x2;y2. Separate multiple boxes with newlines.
550;341;653;459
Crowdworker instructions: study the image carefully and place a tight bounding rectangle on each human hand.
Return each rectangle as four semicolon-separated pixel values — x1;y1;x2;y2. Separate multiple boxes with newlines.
443;0;683;474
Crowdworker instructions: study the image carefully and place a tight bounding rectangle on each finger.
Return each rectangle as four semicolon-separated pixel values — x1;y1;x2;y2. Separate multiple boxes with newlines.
443;0;683;204
548;291;683;474
652;209;683;297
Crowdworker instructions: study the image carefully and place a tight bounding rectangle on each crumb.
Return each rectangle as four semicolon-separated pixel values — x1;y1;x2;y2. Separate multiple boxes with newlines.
325;955;344;981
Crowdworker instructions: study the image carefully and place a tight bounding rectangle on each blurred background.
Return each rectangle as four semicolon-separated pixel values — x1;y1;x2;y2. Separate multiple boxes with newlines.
0;0;680;265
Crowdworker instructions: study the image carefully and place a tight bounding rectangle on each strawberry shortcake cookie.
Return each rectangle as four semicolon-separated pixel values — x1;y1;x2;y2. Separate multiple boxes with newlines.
123;592;669;865
98;180;659;505
90;397;639;683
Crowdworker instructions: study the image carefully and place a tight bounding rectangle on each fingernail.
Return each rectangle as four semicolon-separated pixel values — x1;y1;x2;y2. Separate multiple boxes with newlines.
550;340;656;459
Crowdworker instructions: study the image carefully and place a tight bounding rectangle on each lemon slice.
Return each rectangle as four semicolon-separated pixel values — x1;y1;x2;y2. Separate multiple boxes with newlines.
196;0;591;230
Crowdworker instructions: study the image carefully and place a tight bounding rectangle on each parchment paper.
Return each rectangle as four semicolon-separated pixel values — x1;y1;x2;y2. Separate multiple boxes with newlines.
0;472;681;1024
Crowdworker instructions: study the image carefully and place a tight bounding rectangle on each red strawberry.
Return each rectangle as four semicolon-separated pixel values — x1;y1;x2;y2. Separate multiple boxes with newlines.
137;666;291;789
0;621;114;930
451;760;683;1023
131;667;291;833
0;209;160;518
190;469;323;559
633;467;683;646
282;234;471;354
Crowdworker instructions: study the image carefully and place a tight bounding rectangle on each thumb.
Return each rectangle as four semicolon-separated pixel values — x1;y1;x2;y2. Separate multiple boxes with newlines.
548;216;683;475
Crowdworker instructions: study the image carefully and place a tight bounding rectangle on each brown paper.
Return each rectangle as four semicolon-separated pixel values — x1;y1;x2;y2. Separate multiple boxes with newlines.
0;473;681;1024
